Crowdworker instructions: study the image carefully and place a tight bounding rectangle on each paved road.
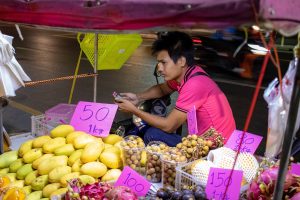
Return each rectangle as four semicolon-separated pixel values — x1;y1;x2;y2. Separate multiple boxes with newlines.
1;23;291;156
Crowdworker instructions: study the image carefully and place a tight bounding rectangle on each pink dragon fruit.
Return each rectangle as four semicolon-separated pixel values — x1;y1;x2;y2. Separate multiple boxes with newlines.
247;166;300;199
65;178;112;200
105;186;138;200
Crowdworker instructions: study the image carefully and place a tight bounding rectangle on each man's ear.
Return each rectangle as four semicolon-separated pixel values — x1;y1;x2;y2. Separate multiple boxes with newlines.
177;56;187;67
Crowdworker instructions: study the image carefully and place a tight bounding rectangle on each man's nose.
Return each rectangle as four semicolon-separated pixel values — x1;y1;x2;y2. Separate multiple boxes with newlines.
157;63;163;73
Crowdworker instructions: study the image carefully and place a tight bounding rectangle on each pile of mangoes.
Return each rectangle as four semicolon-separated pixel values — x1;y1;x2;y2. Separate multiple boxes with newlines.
0;124;124;200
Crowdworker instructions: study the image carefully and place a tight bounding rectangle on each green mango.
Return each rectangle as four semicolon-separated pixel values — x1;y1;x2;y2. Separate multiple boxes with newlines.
9;158;24;173
26;191;43;200
16;164;33;180
0;167;9;174
23;185;32;195
31;175;48;191
25;170;38;185
0;151;18;168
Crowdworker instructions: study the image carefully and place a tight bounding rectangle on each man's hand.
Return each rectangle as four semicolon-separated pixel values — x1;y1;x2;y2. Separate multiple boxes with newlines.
115;98;138;113
119;93;139;106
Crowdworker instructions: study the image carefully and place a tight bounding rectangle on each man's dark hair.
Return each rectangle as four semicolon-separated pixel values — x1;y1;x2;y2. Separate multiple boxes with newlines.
152;31;195;67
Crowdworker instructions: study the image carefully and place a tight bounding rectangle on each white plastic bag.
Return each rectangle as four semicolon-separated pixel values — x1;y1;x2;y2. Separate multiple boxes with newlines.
264;60;300;158
0;31;31;97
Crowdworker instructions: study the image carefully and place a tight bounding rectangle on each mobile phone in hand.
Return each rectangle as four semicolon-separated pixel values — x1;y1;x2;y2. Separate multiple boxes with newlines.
113;92;123;101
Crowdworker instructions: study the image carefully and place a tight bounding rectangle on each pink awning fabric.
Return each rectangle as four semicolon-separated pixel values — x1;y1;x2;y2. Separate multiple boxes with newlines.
0;0;257;31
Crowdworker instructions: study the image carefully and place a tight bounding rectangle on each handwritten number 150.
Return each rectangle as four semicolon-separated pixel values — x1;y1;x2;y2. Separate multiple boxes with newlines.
80;105;109;121
210;172;232;187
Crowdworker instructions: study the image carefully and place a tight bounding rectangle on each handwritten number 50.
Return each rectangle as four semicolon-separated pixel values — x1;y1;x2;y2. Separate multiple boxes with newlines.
80;105;109;121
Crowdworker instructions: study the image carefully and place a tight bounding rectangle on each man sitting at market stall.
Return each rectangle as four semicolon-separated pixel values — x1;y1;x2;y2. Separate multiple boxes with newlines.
115;31;236;147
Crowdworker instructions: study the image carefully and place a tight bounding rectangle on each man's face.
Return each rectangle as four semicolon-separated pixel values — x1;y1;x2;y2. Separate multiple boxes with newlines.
156;50;185;82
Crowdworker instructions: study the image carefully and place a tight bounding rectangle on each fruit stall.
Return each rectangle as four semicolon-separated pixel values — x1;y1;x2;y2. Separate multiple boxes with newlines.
1;0;300;200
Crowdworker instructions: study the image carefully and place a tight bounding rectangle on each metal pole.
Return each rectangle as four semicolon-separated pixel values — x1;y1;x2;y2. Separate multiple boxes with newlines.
0;98;8;154
273;33;300;199
93;33;98;102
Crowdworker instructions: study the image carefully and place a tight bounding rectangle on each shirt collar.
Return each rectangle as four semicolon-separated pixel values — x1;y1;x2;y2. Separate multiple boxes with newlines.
176;66;196;90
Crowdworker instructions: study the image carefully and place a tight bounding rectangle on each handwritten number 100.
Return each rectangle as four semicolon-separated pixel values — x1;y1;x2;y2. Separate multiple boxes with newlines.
80;105;109;121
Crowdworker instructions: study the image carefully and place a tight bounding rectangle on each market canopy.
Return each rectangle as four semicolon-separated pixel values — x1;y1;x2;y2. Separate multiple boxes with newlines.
0;0;299;36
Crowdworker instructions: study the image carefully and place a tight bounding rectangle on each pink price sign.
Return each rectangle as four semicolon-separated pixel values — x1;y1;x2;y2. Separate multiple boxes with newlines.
114;166;151;197
290;163;300;176
206;168;243;200
70;101;118;137
225;130;263;154
187;105;198;134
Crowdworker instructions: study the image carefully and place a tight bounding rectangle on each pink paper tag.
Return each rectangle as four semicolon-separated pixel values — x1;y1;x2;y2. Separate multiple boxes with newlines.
225;130;263;154
206;168;243;200
114;166;151;197
70;101;118;137
187;105;198;134
291;163;300;176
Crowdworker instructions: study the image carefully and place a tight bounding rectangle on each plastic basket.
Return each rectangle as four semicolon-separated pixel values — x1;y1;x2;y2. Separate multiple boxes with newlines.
175;160;202;190
78;33;142;70
31;114;54;136
45;103;76;127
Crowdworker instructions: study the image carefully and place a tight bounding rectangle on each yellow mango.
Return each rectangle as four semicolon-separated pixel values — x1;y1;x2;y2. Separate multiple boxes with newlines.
0;151;18;168
23;185;32;195
50;188;68;198
49;166;71;183
31;175;48;191
101;169;122;182
25;170;38;185
9;159;24;173
0;168;9;175
103;134;123;145
42;137;66;153
26;191;42;200
41;198;49;200
81;140;104;163
71;159;82;172
18;140;33;157
78;175;95;184
23;148;43;163
73;134;96;149
100;151;122;169
38;155;68;175
32;154;54;169
8;180;24;188
16;164;33;180
32;135;52;148
104;146;121;155
80;162;107;178
114;140;122;149
66;131;85;144
42;183;61;198
60;172;80;187
68;149;83;166
54;144;74;156
50;124;74;138
141;150;147;166
6;173;16;182
104;143;113;149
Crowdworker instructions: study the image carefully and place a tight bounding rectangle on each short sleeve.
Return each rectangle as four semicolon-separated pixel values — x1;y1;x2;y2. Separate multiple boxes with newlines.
175;79;208;113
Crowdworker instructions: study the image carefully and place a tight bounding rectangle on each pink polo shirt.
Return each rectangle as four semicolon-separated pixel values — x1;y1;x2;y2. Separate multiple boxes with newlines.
167;66;236;143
